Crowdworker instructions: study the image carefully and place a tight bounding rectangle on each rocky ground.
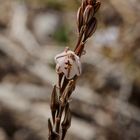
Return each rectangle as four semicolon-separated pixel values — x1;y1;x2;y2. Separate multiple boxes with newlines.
0;0;140;140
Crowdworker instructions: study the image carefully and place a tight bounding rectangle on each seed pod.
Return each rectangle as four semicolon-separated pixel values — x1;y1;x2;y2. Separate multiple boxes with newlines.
84;17;97;41
61;104;71;140
58;73;63;89
62;104;71;129
48;119;59;140
77;6;84;32
50;85;59;124
94;1;101;13
55;117;61;133
83;5;94;25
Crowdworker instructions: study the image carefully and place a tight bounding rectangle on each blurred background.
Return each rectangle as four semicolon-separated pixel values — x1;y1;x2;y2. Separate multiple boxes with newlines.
0;0;140;140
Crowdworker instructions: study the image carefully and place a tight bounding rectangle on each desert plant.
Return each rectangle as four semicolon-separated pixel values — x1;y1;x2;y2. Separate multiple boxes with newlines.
48;0;101;140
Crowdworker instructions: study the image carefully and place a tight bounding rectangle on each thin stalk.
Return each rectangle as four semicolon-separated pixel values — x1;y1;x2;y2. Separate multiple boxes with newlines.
48;0;101;140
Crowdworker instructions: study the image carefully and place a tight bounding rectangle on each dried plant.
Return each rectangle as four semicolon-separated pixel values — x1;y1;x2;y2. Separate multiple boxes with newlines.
48;0;101;140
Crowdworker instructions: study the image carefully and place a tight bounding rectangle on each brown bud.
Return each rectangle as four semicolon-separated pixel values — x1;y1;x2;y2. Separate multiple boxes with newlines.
77;6;84;32
94;1;101;13
50;85;59;124
84;17;97;41
87;0;94;5
83;5;94;24
81;0;88;10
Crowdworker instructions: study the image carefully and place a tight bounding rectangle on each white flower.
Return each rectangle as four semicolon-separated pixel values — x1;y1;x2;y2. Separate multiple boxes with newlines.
55;47;82;79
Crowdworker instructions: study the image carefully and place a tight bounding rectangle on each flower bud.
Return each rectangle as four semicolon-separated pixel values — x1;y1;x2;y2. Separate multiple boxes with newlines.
77;6;84;32
81;0;88;10
83;5;94;24
84;17;97;40
94;1;101;13
87;0;94;5
55;49;82;79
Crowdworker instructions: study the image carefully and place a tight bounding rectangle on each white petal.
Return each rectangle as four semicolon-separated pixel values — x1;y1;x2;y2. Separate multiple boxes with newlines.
57;57;66;66
54;51;67;63
54;49;82;79
67;50;75;55
72;55;82;75
76;60;82;75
